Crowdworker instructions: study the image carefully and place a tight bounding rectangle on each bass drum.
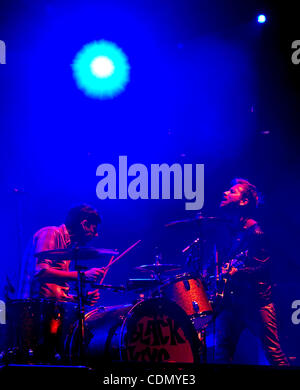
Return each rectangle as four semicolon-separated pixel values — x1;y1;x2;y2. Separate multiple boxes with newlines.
66;298;201;365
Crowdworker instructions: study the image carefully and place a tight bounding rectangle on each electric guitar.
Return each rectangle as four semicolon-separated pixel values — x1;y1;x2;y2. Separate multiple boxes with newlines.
215;250;248;302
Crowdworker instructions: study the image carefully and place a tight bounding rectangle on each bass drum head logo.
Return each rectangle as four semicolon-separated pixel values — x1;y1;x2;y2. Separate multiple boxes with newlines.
121;298;200;363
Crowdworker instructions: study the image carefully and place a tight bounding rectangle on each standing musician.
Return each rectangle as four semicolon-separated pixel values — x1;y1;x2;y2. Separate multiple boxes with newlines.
214;178;290;366
20;204;104;304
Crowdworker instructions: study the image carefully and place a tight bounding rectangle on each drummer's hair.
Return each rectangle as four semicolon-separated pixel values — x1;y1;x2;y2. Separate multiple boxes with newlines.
231;178;261;212
65;204;101;230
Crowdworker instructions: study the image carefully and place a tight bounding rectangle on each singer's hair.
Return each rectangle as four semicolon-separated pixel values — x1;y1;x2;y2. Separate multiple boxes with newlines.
65;204;101;231
231;178;260;213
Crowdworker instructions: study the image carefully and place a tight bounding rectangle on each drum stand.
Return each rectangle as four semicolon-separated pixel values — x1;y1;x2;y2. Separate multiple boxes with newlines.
182;237;217;364
197;328;208;363
74;251;86;363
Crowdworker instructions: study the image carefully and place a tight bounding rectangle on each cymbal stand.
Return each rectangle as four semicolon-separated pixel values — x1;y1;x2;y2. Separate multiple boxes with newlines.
152;251;163;297
182;237;203;275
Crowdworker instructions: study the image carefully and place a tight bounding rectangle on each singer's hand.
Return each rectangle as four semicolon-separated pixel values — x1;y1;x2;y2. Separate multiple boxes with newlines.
84;267;105;282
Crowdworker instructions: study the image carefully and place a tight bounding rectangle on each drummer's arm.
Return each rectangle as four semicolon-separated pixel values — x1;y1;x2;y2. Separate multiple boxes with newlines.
33;228;79;282
36;264;78;282
33;229;104;282
36;265;104;282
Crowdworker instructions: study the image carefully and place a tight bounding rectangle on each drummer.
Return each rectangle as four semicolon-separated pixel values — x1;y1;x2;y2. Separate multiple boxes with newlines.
19;204;104;304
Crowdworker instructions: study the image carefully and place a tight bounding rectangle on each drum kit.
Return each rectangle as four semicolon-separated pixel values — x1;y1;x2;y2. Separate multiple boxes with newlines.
3;216;219;367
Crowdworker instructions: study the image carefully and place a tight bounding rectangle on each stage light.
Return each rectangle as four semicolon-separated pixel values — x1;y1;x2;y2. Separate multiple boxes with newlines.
257;14;266;23
90;56;115;78
72;40;130;99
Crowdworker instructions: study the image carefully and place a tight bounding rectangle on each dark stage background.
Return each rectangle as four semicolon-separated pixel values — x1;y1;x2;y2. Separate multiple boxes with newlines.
0;0;300;365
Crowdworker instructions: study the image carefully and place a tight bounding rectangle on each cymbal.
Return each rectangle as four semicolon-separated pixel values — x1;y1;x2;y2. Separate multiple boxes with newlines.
135;264;182;273
165;215;218;228
35;247;119;261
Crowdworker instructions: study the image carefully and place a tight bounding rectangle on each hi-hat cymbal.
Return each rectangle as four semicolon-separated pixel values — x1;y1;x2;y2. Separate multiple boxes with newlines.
135;263;182;273
126;279;161;290
90;283;126;292
35;247;119;261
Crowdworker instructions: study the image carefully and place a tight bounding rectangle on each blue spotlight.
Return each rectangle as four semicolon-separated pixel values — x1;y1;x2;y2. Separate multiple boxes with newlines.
72;40;130;99
257;14;266;24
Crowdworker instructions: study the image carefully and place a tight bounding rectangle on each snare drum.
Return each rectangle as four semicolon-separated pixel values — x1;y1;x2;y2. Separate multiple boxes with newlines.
66;298;201;365
155;273;213;330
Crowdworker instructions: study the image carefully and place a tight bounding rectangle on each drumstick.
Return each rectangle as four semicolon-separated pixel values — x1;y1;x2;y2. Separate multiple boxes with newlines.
103;239;142;270
100;239;142;282
99;255;115;285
